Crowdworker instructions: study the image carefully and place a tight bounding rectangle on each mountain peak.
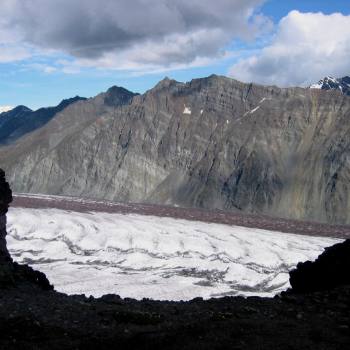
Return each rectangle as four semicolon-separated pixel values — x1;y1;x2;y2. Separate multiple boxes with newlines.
104;86;138;107
57;96;86;109
154;77;180;90
106;85;133;94
11;105;32;113
310;75;350;95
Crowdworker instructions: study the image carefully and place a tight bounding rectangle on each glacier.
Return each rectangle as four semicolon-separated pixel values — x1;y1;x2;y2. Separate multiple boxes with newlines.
7;207;340;301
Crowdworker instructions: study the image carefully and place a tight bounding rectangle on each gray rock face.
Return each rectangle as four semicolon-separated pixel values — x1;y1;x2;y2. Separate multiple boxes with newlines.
1;75;350;224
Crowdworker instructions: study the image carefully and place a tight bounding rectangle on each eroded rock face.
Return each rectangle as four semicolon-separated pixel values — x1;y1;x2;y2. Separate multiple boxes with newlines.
290;239;350;293
0;168;12;261
1;75;350;224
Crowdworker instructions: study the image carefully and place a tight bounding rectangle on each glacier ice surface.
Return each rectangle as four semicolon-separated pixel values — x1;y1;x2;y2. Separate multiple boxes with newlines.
7;207;340;301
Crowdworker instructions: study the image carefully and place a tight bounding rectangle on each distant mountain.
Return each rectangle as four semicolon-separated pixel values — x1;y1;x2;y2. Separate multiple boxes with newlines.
0;97;87;145
0;106;14;114
0;85;139;145
0;105;33;142
1;76;350;224
310;76;350;96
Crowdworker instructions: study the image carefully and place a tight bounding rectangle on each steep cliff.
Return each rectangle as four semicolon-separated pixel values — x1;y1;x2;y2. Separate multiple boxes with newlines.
1;75;350;224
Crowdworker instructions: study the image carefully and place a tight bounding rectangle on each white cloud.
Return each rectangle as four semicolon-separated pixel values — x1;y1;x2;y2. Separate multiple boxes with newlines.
229;11;350;86
0;105;14;113
74;30;234;73
0;0;270;73
23;63;58;74
0;44;33;63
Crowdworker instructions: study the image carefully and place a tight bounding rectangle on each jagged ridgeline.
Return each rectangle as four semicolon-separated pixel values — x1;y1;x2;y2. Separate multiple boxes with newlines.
0;75;350;224
0;97;86;145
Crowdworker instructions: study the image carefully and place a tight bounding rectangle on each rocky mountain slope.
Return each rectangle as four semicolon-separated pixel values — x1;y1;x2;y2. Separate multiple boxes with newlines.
310;76;350;96
0;97;86;145
0;75;350;224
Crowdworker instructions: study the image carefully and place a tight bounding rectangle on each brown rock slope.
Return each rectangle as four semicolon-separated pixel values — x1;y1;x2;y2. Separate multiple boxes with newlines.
1;75;350;224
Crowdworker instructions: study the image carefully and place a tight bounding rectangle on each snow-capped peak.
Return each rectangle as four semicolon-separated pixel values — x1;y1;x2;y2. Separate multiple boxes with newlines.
310;76;350;96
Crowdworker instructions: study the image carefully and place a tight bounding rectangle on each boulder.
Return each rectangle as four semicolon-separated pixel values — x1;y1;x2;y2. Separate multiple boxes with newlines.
290;239;350;292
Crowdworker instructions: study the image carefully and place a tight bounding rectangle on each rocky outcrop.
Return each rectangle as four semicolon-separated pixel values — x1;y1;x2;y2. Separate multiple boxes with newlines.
0;168;12;261
0;169;53;290
290;239;350;293
1;75;350;224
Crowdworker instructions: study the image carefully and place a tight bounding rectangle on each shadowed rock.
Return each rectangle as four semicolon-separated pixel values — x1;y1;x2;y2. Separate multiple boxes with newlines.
0;168;53;290
104;86;138;107
290;239;350;293
0;168;12;261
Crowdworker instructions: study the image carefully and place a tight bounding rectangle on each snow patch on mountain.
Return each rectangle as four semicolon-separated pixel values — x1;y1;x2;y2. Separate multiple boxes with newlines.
250;106;260;114
183;105;192;115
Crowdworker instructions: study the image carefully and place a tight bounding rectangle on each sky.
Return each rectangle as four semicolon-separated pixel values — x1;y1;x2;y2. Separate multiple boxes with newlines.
0;0;350;110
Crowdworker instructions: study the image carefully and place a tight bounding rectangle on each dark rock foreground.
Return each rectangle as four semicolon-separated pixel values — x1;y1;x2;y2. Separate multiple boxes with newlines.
0;169;12;261
0;170;350;349
290;239;350;293
1;251;349;350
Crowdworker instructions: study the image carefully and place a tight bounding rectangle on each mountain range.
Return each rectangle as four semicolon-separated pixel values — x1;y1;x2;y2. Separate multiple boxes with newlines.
0;75;349;224
0;97;86;145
